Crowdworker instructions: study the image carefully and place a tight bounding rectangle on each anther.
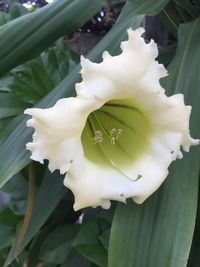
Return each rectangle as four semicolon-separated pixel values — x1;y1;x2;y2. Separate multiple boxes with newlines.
109;128;116;136
111;137;116;145
116;128;123;139
93;130;104;144
109;128;123;145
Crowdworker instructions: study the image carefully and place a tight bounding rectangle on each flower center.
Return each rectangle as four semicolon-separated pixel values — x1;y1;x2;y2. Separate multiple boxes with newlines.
81;98;151;170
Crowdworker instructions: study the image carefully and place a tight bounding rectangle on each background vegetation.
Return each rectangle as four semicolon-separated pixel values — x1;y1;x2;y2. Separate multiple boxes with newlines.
0;0;199;266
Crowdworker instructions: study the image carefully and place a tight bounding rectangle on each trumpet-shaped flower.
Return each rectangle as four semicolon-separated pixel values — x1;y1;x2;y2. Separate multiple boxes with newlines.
25;28;199;210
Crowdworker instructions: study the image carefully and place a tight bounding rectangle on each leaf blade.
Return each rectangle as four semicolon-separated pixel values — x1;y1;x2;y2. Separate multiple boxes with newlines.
0;0;105;75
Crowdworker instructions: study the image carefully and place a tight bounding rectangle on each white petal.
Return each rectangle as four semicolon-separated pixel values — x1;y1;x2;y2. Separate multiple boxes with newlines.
65;131;182;210
76;28;167;100
25;96;101;174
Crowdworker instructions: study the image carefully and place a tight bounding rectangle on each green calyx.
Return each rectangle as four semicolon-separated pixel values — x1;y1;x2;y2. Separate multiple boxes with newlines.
81;98;151;169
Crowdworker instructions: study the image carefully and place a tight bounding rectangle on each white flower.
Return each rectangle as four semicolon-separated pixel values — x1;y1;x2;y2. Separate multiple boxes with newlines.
25;28;199;211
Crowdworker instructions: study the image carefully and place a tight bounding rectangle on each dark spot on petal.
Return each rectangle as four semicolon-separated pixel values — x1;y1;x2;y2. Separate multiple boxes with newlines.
171;151;174;154
136;174;142;180
120;193;124;197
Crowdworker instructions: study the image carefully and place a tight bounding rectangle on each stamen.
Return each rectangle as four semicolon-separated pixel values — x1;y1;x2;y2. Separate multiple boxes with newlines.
116;128;123;139
93;130;104;144
111;137;116;145
109;128;116;136
109;128;123;145
88;117;139;182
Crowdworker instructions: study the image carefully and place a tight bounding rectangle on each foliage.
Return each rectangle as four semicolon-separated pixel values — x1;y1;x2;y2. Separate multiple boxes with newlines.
0;0;199;266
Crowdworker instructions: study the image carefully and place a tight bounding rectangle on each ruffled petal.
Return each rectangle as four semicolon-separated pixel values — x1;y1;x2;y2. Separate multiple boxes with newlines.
25;28;199;210
25;96;100;174
65;130;183;210
76;28;167;101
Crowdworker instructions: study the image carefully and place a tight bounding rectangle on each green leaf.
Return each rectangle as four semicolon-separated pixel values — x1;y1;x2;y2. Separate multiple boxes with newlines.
8;41;78;104
0;116;23;144
108;18;200;267
0;75;15;90
0;0;105;75
2;172;28;216
159;1;180;37
187;178;200;267
108;0;169;45
0;108;24;119
0;92;27;119
21;170;66;244
98;229;110;252
0;11;9;26
174;0;200;19
0;1;144;189
39;225;80;264
109;155;199;267
0;224;15;249
73;220;107;267
61;250;97;267
0;206;21;226
4;170;66;267
9;3;28;20
158;43;177;66
0;92;27;108
120;0;169;18
0;204;22;251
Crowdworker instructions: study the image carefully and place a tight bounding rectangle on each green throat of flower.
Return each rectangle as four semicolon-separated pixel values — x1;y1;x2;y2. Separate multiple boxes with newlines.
81;98;151;171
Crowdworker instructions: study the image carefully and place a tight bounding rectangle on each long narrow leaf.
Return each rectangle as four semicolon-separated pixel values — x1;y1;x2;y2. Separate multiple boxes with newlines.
4;170;66;267
187;178;200;267
0;0;105;75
